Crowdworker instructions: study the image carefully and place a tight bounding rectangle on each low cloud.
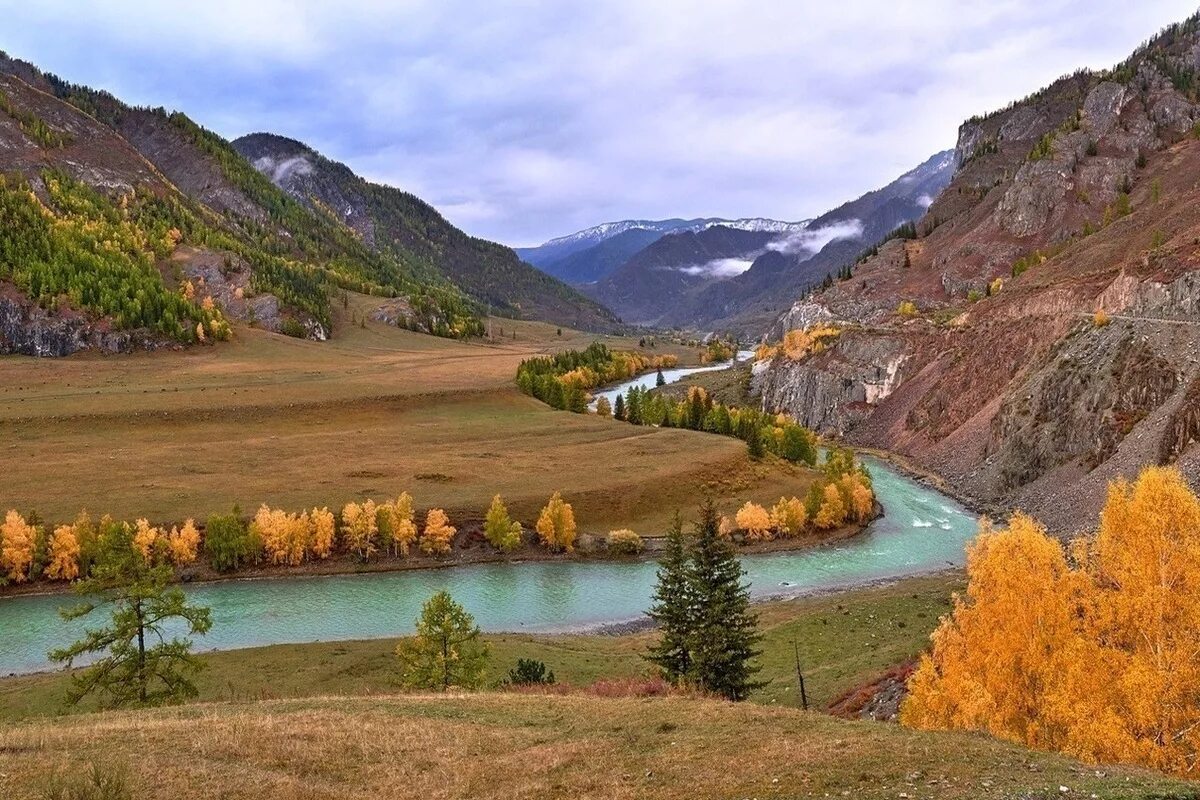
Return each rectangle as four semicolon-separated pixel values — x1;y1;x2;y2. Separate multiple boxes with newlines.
766;219;864;257
678;257;756;277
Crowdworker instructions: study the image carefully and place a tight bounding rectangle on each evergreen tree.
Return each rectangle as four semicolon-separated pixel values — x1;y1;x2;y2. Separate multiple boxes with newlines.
747;429;766;460
613;393;626;422
646;511;693;682
396;591;489;690
686;499;762;701
656;367;666;387
49;525;212;708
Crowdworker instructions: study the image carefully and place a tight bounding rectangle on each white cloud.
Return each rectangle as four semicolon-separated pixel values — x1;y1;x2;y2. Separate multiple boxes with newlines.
767;220;864;256
679;257;756;277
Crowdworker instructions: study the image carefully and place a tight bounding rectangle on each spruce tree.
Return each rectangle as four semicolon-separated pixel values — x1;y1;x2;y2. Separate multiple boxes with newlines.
687;498;763;701
656;367;666;387
646;511;692;682
613;393;626;421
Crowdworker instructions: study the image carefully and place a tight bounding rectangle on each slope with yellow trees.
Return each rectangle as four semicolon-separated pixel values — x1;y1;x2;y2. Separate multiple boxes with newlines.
902;466;1200;777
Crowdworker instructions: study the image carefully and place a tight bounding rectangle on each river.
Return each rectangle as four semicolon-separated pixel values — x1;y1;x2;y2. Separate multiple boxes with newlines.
588;349;757;410
0;354;977;675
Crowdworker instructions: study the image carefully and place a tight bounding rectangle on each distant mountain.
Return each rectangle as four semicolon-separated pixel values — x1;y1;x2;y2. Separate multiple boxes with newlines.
233;133;619;332
516;217;809;270
534;228;665;285
567;150;954;332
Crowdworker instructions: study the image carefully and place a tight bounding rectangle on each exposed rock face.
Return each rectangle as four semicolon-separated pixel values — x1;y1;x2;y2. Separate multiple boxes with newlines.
756;22;1200;529
0;293;156;356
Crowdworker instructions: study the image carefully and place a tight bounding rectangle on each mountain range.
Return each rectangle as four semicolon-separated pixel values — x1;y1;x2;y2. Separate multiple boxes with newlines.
0;52;617;355
518;150;954;334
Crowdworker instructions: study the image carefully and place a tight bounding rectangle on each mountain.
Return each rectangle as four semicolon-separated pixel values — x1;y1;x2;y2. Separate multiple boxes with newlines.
515;217;809;270
573;151;953;331
755;12;1200;530
232;133;618;331
528;227;665;285
0;53;616;357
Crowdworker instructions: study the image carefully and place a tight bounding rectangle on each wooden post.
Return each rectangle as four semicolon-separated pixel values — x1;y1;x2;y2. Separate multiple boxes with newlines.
793;638;808;710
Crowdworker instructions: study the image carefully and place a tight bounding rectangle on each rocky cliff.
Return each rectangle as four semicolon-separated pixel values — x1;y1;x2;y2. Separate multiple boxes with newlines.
756;15;1200;530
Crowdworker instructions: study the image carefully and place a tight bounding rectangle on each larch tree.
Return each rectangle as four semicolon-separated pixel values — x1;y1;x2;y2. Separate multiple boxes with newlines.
49;522;212;708
812;483;847;529
420;508;456;556
901;467;1200;777
484;495;522;552
132;519;163;562
1;510;35;583
341;500;379;562
535;491;577;552
735;502;773;541
396;590;488;690
309;507;336;559
168;519;200;566
770;496;807;538
45;523;81;581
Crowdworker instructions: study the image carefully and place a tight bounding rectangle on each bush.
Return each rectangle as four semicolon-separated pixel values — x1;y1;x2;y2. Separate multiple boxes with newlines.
896;300;918;318
508;658;555;686
1094;309;1111;327
606;528;644;555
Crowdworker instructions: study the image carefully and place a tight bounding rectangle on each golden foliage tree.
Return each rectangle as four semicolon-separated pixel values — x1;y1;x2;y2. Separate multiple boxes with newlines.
341;500;379;562
310;507;336;559
0;510;35;583
376;493;418;557
168;519;200;566
839;473;875;522
735;501;773;541
770;496;807;537
812;483;847;529
484;494;522;552
420;508;456;556
254;505;309;566
535;491;577;552
133;519;164;562
902;467;1200;776
45;524;81;581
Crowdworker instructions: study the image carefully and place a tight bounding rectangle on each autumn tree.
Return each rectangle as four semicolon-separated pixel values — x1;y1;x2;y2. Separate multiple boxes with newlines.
812;483;848;529
45;524;82;581
735;502;773;541
167;519;200;566
132;519;163;562
839;473;875;522
902;467;1200;777
606;528;644;554
49;523;212;708
396;590;488;690
535;491;577;552
484;495;522;552
595;396;612;418
309;507;336;559
420;508;456;556
770;496;807;537
1;510;36;583
341;500;379;562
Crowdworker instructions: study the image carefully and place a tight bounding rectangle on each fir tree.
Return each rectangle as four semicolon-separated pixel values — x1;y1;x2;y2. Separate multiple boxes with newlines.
687;499;762;701
646;511;693;682
613;393;626;422
656;367;666;387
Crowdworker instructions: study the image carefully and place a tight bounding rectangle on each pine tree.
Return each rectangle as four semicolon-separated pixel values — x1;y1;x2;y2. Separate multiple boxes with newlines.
646;511;693;682
396;591;488;690
687;498;763;701
656;367;666;387
613;393;626;421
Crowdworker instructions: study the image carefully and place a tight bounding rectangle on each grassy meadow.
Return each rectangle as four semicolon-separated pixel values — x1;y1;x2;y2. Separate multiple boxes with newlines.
0;297;799;536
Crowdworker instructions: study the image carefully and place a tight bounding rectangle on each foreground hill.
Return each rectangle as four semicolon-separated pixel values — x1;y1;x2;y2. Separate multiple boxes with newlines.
0;53;615;356
756;14;1200;530
0;693;1191;799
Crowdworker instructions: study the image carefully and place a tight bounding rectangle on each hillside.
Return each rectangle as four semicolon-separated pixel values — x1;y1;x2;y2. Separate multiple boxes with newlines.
533;227;666;284
0;693;1191;799
755;15;1200;530
233;133;620;331
0;53;613;357
563;152;952;333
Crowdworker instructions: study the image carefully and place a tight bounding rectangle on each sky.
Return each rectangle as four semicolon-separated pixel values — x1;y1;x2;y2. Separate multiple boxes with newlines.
2;1;1197;246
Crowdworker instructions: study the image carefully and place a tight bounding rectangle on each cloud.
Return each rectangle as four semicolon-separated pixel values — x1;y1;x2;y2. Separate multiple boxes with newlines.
678;257;756;278
767;220;864;256
0;0;1196;245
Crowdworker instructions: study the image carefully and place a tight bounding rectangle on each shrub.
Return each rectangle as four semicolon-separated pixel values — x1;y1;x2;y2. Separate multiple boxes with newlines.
606;528;644;555
896;300;919;318
508;658;555;686
1094;309;1111;327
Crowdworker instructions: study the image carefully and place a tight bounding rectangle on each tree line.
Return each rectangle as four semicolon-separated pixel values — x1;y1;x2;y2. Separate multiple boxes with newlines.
516;341;679;412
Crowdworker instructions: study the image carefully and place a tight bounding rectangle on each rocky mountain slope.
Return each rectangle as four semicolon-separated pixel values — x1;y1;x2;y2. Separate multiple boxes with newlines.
233;133;618;330
559;152;952;333
755;15;1200;530
0;54;616;356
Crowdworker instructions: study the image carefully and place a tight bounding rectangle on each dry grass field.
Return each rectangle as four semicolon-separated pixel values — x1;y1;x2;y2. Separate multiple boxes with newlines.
0;297;803;534
2;694;1194;800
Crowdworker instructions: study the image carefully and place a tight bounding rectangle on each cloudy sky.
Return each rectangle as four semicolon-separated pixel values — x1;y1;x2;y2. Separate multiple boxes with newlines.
2;1;1196;245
